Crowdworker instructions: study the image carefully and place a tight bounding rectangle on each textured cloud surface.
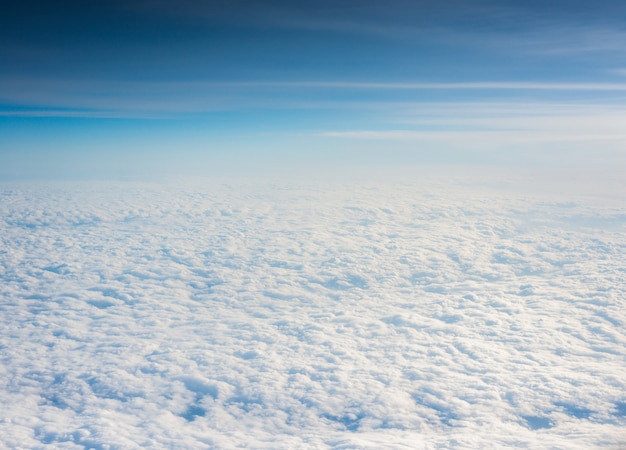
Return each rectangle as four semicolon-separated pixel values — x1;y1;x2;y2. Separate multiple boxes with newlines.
1;178;625;448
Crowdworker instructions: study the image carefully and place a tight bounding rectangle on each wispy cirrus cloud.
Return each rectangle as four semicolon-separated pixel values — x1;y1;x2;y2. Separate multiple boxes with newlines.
437;24;626;59
258;81;626;90
3;77;626;118
318;101;626;167
238;1;626;63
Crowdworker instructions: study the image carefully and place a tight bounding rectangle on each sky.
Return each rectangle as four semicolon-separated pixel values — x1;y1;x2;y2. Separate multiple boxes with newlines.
2;0;626;179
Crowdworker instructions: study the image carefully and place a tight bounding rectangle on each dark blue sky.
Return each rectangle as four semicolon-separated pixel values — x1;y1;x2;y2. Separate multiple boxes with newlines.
2;0;626;178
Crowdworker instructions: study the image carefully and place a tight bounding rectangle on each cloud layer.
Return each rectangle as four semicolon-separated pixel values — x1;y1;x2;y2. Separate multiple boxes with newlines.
1;177;625;448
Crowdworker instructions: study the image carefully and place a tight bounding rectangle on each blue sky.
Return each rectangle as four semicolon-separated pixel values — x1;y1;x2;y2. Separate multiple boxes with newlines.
2;0;626;178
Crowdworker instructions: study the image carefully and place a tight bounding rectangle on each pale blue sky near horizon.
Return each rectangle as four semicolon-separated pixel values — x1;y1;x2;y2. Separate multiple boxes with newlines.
1;0;626;179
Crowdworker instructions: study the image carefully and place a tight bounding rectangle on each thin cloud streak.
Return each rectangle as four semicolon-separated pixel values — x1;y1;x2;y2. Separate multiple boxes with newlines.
321;130;626;143
3;78;626;119
254;81;626;90
318;101;626;167
7;78;626;90
6;77;626;91
324;102;626;135
440;25;626;58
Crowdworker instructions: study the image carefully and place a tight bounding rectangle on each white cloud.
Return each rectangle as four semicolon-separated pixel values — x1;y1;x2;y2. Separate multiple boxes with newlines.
0;178;625;448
